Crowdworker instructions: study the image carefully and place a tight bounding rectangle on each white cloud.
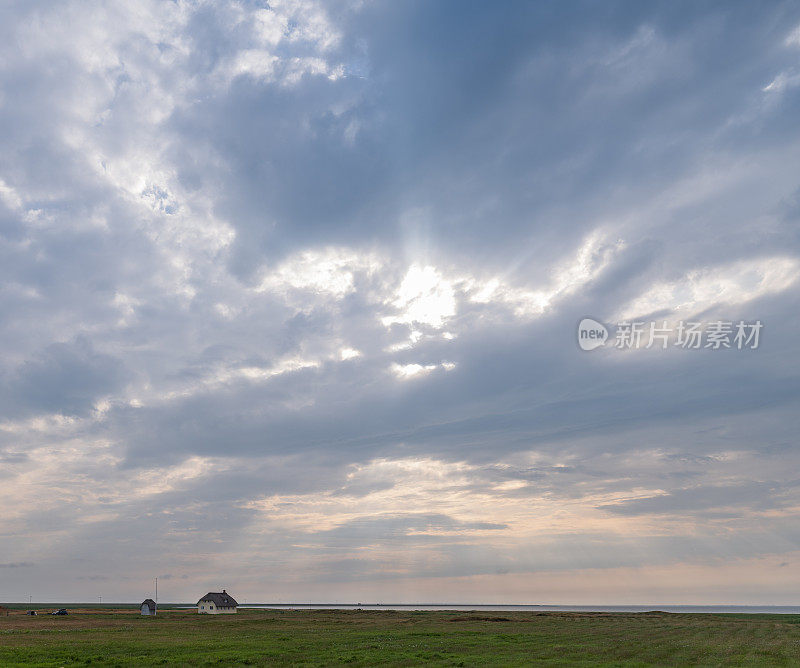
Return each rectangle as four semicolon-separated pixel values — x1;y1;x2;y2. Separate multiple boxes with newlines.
617;256;800;320
0;178;23;210
763;70;800;94
381;265;457;329
467;230;625;316
389;361;456;379
256;247;382;300
226;49;281;81
785;24;800;47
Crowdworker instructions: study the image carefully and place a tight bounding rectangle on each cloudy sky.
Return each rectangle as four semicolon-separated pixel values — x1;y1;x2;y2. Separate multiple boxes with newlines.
2;0;800;605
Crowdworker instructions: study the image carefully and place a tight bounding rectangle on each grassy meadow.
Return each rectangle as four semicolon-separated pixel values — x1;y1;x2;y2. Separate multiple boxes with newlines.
1;607;799;666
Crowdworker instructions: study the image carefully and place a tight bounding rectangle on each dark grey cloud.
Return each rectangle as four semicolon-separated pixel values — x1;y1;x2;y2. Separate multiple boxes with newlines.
2;336;128;418
599;480;800;516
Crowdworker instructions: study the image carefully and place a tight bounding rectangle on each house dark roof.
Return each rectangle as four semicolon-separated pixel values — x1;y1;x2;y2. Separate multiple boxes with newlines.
141;599;156;608
197;590;238;607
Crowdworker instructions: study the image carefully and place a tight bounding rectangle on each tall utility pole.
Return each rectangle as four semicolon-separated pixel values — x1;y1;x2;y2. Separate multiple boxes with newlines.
155;577;158;617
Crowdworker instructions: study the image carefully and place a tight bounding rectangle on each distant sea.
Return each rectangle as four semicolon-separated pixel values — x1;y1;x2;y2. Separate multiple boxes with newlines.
238;604;800;614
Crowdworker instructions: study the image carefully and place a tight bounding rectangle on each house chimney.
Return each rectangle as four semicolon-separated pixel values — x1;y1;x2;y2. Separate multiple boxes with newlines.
222;589;226;593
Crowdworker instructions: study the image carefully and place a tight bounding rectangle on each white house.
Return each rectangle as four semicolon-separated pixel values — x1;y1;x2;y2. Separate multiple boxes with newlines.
197;590;238;614
140;599;156;616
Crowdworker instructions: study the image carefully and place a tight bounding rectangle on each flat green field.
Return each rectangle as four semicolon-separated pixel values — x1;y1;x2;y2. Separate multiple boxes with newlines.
1;608;799;667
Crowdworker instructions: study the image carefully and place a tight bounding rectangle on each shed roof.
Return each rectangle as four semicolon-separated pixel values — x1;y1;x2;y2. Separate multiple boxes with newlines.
197;590;238;607
141;599;156;608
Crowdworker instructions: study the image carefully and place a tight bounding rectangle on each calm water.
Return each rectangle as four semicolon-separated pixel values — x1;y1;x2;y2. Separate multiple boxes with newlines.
239;604;800;614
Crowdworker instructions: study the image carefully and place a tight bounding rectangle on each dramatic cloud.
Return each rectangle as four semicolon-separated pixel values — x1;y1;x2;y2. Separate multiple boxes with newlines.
1;0;799;604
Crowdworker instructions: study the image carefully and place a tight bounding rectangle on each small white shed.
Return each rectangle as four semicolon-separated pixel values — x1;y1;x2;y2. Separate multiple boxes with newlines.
140;599;156;615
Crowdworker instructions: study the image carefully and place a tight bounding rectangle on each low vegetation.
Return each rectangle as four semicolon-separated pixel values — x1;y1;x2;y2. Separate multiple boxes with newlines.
1;607;799;666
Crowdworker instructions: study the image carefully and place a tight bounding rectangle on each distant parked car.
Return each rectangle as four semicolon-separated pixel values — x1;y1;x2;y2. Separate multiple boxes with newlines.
26;610;37;616
50;609;68;615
